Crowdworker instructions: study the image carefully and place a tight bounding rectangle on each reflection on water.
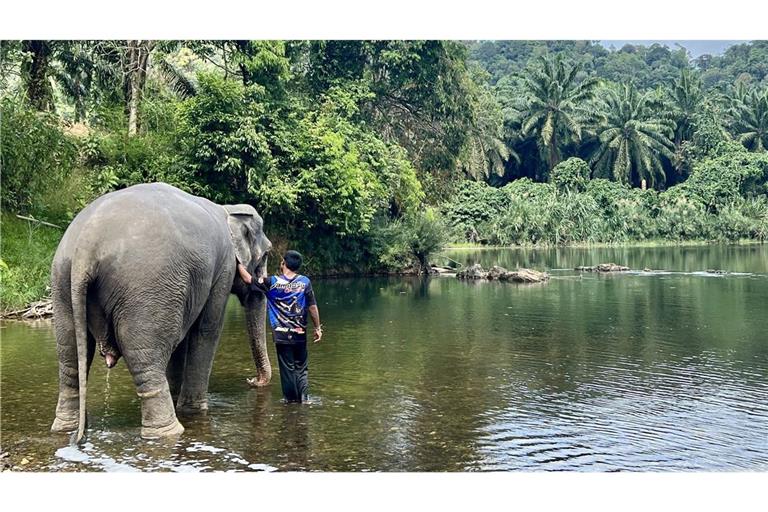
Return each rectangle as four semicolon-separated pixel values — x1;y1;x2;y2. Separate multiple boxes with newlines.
2;245;767;471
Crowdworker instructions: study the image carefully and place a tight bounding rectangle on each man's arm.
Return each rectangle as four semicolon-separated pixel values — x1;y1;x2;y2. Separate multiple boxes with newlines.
238;264;269;293
304;281;322;343
309;305;322;343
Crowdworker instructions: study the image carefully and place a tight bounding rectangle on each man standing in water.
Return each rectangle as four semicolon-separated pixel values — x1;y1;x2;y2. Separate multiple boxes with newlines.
237;250;322;403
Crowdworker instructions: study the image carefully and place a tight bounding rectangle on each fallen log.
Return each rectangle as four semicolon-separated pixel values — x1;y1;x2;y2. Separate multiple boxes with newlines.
2;299;54;319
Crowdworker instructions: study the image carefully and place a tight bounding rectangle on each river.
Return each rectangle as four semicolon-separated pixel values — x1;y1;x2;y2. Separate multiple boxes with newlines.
1;245;767;471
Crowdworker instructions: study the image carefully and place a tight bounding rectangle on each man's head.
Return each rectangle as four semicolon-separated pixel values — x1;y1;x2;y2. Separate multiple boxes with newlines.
281;250;303;272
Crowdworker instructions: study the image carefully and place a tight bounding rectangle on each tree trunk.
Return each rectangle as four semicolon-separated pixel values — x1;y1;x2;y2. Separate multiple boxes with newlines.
123;40;154;137
21;40;54;111
549;131;560;172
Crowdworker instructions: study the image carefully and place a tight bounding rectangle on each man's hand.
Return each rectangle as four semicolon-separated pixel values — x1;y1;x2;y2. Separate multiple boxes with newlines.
313;325;323;343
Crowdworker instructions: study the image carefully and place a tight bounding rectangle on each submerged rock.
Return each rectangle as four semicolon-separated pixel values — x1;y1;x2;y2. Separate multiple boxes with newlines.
457;264;549;283
575;263;630;272
456;263;488;280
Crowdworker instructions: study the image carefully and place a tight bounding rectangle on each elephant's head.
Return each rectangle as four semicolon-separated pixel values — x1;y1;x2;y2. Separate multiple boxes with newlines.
224;204;273;385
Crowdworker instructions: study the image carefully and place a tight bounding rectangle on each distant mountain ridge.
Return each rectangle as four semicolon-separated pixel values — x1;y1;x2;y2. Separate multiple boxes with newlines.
599;40;745;58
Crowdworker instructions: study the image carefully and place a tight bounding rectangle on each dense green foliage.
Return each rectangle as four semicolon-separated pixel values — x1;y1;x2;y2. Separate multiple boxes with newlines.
2;40;768;309
0;213;63;310
443;149;768;245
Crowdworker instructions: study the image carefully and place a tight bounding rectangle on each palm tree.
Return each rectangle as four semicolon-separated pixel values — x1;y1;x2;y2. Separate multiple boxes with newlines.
519;55;599;173
668;68;703;147
731;88;768;152
591;84;676;188
459;72;520;181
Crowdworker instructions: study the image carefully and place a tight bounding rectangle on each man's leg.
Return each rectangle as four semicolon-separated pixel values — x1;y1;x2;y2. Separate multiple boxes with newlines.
276;343;299;402
293;342;309;403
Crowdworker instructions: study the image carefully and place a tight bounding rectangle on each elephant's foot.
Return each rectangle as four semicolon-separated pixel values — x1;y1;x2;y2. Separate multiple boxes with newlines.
176;398;209;415
138;383;184;440
52;387;80;433
246;376;270;388
141;418;185;440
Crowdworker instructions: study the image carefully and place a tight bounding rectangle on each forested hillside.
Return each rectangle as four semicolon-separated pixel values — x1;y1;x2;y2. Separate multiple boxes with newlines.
2;40;768;309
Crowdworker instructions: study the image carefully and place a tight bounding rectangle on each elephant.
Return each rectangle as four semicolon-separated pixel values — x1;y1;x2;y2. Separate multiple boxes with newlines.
49;182;272;442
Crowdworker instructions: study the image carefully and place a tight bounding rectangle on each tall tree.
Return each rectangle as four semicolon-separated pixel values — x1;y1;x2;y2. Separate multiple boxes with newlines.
20;40;54;111
591;84;676;188
731;88;768;152
519;55;599;173
668;68;703;147
458;69;519;181
297;41;476;179
123;40;155;136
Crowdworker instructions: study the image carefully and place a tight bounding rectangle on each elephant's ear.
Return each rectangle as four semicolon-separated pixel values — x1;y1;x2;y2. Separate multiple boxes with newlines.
223;205;255;266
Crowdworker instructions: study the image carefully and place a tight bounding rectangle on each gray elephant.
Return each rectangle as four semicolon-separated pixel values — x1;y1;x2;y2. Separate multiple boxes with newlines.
50;183;272;442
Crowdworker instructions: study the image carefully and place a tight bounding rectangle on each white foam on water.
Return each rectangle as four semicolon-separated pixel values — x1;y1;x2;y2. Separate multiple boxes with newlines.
186;442;226;454
55;445;89;463
247;463;278;472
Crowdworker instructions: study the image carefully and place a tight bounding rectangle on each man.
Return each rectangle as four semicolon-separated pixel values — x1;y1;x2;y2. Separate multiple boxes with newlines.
237;250;322;403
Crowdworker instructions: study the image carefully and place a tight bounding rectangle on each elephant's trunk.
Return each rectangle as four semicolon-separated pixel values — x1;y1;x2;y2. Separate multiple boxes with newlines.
245;259;271;386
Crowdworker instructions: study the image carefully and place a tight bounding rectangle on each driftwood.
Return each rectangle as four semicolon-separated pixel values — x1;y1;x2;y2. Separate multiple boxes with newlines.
15;215;62;229
457;264;549;283
3;299;54;319
575;263;630;272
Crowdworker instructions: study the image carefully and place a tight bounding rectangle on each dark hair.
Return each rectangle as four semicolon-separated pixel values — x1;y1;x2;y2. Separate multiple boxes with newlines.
282;250;303;271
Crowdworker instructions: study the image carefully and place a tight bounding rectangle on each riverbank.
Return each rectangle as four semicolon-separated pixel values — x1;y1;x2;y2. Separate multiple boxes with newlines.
3;207;766;316
444;239;766;250
0;212;63;314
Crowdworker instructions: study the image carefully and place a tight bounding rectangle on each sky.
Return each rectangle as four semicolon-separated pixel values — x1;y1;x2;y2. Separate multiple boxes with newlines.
599;40;747;58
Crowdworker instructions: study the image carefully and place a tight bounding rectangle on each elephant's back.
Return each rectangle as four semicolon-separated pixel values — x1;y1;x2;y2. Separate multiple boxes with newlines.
62;183;230;275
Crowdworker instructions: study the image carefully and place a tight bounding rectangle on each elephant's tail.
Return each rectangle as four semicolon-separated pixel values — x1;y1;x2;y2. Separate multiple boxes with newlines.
70;256;92;444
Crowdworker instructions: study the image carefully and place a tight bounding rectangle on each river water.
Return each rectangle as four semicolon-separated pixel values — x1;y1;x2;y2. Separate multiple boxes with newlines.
2;245;767;471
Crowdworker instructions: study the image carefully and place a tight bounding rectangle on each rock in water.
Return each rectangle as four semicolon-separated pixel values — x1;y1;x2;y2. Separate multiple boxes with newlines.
486;266;509;280
507;268;549;283
456;263;488;280
456;264;548;283
597;263;629;272
575;263;629;272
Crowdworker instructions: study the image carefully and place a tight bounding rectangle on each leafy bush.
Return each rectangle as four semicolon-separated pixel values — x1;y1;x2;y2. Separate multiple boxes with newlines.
441;179;507;237
656;195;711;240
1;97;77;213
551;157;591;193
442;164;768;246
672;142;768;212
404;208;447;271
368;208;447;272
179;73;274;204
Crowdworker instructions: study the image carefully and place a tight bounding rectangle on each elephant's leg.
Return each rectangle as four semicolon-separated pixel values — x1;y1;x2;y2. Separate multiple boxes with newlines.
51;301;79;432
51;284;97;433
167;337;188;405
176;276;230;413
117;322;184;439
